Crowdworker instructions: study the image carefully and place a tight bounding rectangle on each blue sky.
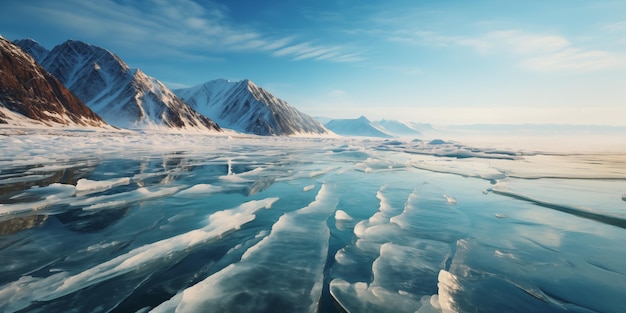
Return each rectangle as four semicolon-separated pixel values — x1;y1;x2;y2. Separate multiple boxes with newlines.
1;0;625;125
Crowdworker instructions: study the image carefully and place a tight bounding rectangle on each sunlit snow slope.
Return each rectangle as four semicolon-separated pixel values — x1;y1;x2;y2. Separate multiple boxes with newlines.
175;79;329;136
325;116;393;138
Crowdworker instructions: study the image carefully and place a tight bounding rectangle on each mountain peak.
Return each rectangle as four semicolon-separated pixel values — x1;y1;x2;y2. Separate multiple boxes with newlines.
33;38;220;131
0;36;107;127
60;39;91;50
175;78;330;136
238;78;257;90
13;38;41;46
13;38;49;62
325;116;393;138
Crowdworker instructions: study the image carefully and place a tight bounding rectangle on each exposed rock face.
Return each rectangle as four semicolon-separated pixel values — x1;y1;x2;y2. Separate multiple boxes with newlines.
31;39;220;131
175;79;329;136
0;36;107;127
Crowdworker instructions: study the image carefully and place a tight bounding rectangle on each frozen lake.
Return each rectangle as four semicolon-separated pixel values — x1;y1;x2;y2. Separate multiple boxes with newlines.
1;129;625;312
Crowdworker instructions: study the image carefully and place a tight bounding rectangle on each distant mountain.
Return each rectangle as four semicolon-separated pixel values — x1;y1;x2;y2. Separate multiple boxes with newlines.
13;38;49;62
175;79;329;136
0;36;107;127
18;39;220;131
374;119;422;136
325;116;393;138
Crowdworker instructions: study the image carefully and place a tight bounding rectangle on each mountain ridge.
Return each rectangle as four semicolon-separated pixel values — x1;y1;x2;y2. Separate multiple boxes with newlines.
0;36;108;127
16;39;220;131
175;79;330;136
324;116;393;138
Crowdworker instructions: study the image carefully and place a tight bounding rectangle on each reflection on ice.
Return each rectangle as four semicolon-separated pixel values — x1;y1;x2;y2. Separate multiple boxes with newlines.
0;183;76;216
0;215;48;235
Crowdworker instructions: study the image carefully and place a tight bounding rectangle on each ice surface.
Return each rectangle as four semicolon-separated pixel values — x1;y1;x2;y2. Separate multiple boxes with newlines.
74;186;185;210
0;183;76;216
329;182;465;312
329;278;424;313
174;184;224;197
492;178;626;228
1;128;625;312
443;194;457;205
0;174;55;185
75;177;131;195
152;185;338;313
0;198;278;312
335;209;353;221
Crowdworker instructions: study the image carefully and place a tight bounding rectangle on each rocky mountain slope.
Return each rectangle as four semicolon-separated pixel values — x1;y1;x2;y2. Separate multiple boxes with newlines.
17;39;220;131
0;36;107;127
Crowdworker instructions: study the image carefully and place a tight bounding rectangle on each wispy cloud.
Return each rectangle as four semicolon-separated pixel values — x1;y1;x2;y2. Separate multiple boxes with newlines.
604;21;626;31
523;48;624;71
392;29;625;72
10;0;362;63
272;41;366;63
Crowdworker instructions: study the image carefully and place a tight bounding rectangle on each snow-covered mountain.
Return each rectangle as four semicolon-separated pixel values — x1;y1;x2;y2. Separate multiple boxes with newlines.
175;79;329;136
324;116;393;138
19;39;220;131
0;36;107;127
374;119;423;136
13;38;49;62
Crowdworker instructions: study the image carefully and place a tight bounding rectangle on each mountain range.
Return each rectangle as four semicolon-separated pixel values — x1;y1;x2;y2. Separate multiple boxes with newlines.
174;79;328;136
4;35;427;138
10;37;332;136
0;36;107;127
17;39;220;131
324;116;393;138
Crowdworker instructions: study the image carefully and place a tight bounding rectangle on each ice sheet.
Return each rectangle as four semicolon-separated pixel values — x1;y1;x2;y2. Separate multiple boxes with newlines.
74;186;185;210
1;127;625;312
330;180;473;312
152;184;338;313
492;178;626;228
0;183;76;216
0;198;278;312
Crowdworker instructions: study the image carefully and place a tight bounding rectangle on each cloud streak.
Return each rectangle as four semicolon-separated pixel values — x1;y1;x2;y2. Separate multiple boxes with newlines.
391;29;625;72
8;0;362;63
